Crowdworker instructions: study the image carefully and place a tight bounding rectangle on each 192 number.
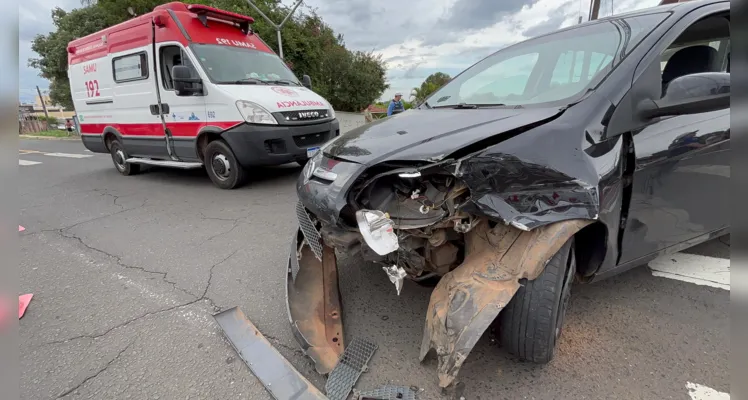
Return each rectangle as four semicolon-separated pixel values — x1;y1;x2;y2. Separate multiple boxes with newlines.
85;80;100;97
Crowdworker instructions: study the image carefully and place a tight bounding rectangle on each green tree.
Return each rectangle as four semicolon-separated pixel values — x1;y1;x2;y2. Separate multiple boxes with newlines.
29;0;388;112
411;72;451;104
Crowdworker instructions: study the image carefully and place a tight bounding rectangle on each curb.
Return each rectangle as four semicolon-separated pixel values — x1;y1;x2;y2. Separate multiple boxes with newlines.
20;135;80;141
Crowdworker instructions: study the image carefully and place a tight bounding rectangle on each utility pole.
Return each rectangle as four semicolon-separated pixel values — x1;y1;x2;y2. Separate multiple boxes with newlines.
589;0;601;21
36;85;50;122
245;0;303;59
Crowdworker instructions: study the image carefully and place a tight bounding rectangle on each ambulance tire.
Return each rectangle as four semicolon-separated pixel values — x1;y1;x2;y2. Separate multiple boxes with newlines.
498;238;575;364
204;140;246;190
109;139;140;176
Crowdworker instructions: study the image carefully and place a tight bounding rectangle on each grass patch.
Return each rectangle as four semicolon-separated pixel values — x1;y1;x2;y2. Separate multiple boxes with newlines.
23;130;73;138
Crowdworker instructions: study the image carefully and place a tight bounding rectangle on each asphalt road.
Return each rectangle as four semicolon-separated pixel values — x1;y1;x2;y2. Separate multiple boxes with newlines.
19;138;730;400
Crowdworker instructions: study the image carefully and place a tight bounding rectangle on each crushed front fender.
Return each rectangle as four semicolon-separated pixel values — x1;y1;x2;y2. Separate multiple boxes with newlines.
419;218;592;388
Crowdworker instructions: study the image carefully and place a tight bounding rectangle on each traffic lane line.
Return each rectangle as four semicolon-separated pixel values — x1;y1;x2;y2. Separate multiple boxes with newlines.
687;382;730;399
649;252;729;290
19;160;42;166
42;152;93;159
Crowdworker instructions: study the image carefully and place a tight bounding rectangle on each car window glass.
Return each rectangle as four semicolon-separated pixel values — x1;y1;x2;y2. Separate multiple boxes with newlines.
458;53;539;102
160;45;200;91
429;12;668;108
659;15;730;98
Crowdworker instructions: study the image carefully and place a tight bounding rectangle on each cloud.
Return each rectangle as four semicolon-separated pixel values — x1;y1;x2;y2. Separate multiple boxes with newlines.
18;0;80;103
440;0;536;31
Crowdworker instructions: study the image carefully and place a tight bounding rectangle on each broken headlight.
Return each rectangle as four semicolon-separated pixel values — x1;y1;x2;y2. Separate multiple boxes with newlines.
355;210;399;256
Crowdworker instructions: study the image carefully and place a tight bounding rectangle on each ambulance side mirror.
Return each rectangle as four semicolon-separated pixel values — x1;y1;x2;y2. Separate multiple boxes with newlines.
172;65;203;96
301;74;312;90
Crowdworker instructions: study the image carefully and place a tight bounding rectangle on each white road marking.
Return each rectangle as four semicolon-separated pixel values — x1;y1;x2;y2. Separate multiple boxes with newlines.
649;253;730;290
43;152;93;159
686;382;729;399
19;160;42;166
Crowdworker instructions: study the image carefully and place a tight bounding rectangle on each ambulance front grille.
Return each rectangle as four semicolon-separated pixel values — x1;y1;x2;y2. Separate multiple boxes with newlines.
280;109;330;122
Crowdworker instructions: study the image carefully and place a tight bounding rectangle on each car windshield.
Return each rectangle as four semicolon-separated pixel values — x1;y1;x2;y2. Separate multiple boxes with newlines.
427;12;669;108
191;44;301;85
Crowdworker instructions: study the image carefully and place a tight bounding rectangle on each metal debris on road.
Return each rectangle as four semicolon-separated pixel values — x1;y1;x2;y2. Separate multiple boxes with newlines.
325;337;378;400
214;306;327;400
382;265;406;296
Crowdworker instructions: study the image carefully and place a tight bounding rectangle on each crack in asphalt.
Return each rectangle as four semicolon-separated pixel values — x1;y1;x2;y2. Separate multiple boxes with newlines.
202;220;245;244
58;228;199;299
263;333;306;357
57;341;134;398
44;239;241;345
45;298;209;346
201;249;240;301
29;202;250;346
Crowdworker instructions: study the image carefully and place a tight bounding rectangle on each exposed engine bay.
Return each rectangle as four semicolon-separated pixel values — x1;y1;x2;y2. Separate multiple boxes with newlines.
331;167;483;285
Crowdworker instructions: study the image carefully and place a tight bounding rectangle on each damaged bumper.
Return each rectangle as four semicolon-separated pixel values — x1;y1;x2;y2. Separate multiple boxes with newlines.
285;228;344;375
287;201;590;387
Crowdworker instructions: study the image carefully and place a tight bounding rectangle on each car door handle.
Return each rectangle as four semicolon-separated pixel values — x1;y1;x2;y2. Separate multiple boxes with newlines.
150;104;170;115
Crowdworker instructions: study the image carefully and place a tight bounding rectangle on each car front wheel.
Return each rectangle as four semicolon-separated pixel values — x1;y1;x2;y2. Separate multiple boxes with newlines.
499;238;576;364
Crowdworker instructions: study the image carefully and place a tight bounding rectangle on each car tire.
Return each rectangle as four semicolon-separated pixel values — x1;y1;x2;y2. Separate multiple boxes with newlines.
109;139;140;176
204;140;246;190
499;238;576;364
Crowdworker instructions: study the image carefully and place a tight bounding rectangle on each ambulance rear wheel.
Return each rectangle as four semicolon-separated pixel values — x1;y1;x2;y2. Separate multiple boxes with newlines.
109;140;140;176
204;140;246;190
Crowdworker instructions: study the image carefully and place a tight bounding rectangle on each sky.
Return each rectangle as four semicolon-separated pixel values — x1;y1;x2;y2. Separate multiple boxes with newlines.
18;0;661;104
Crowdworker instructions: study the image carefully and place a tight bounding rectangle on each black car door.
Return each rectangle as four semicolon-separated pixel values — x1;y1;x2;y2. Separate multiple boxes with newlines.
617;5;730;265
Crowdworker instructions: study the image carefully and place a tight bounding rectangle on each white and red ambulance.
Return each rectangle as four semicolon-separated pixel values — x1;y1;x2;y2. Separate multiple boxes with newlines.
67;2;339;189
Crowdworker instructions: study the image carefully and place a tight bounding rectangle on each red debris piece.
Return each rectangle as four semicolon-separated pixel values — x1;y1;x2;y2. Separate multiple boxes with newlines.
19;294;33;319
19;225;25;232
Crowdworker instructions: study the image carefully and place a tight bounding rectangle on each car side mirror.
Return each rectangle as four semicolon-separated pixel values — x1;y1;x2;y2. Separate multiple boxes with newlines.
172;65;203;96
638;72;730;119
301;74;312;90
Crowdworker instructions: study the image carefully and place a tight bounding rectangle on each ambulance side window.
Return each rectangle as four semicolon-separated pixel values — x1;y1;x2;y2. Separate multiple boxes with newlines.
112;52;149;83
160;45;198;91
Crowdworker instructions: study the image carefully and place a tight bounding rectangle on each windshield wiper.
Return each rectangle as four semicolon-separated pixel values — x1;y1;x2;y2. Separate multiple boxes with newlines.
453;103;482;109
228;78;266;85
267;79;299;86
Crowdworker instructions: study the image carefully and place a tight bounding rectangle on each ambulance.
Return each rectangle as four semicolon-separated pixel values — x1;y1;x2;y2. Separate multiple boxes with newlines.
67;2;340;189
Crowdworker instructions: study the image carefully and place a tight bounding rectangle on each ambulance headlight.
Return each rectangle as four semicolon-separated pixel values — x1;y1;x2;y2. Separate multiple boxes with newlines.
328;108;336;119
235;100;277;125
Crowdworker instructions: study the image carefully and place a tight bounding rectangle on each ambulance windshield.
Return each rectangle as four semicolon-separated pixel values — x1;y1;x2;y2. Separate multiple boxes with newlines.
192;44;301;85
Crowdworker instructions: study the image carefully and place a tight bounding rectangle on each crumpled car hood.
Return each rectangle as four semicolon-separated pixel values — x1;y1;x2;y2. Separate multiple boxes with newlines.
325;108;565;165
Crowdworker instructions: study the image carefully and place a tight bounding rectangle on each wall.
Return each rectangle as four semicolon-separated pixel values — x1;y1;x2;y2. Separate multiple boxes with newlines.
335;111;367;134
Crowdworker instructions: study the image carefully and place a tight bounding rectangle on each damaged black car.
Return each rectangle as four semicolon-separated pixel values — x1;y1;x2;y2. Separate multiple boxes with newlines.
287;0;730;388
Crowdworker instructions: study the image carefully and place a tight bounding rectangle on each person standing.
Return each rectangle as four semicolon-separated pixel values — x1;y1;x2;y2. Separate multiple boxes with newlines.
387;92;405;116
65;119;73;133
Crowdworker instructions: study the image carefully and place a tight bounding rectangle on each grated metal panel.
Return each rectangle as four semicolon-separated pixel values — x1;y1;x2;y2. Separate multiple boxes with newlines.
325;337;378;400
290;236;301;282
296;201;323;261
357;385;416;400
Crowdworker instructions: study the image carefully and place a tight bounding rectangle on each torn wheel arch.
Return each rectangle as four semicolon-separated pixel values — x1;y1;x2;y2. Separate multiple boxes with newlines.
419;217;593;388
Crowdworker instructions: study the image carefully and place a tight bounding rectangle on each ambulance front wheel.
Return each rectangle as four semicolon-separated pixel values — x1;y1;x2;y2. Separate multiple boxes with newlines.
204;140;247;190
109;139;140;176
